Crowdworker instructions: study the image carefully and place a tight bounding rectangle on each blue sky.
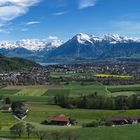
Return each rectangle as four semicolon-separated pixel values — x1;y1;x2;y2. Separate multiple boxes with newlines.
0;0;140;41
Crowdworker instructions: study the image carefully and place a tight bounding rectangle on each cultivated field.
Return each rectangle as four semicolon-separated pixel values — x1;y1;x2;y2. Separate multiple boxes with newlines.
0;82;140;139
16;88;48;96
107;84;140;97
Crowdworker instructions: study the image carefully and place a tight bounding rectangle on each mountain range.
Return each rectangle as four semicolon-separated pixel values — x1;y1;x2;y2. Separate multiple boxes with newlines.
1;33;140;62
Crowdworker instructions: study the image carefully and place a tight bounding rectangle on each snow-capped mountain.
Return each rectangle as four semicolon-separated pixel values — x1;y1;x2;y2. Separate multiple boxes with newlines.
71;33;140;44
0;38;63;52
43;39;63;51
102;34;140;44
48;33;140;59
16;39;46;51
72;33;94;45
1;33;140;60
0;41;18;50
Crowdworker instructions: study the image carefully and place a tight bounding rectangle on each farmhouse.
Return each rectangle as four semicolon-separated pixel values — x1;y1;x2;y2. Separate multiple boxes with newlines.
127;117;140;124
49;114;70;126
106;116;128;125
106;116;140;125
41;114;77;126
11;101;28;120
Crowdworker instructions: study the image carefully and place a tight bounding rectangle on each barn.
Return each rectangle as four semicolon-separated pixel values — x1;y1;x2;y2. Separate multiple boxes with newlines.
49;114;70;126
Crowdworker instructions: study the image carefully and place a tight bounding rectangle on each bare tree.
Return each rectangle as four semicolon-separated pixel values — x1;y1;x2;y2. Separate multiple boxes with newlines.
35;130;47;140
64;131;79;140
10;122;25;138
26;123;35;138
51;131;62;140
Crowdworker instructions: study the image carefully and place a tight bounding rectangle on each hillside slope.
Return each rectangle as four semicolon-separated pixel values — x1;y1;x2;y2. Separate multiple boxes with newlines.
0;55;40;72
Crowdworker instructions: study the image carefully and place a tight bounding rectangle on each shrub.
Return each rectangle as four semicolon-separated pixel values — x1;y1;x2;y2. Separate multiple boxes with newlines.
82;120;100;128
104;121;113;126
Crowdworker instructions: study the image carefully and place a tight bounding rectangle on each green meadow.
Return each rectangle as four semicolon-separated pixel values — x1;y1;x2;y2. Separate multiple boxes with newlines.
107;84;140;97
43;82;108;97
0;82;140;139
0;89;19;95
16;88;48;96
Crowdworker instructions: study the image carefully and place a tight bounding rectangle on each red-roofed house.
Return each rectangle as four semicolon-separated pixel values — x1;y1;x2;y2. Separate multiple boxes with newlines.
49;114;70;126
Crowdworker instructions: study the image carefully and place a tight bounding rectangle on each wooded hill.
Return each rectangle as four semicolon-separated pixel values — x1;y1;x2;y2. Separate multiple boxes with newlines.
0;55;40;72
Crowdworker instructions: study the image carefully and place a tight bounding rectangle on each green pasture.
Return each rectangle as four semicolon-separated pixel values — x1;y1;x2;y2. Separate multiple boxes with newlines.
26;104;140;125
43;89;70;96
1;82;140;100
0;89;19;95
16;88;48;96
10;96;49;102
76;125;140;140
1;104;140;140
50;72;96;78
107;84;140;96
2;125;140;140
44;82;107;97
0;82;140;140
107;84;140;93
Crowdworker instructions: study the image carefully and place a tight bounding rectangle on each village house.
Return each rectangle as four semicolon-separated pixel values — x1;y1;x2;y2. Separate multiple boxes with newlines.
106;116;140;125
11;101;28;120
106;116;128;125
127;117;140;124
49;114;71;126
41;114;76;126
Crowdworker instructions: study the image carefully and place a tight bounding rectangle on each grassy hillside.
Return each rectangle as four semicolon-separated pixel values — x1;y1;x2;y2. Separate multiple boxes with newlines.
0;55;40;72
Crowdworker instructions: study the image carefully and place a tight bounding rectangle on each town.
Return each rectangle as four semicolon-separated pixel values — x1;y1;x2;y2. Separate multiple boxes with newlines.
0;60;140;86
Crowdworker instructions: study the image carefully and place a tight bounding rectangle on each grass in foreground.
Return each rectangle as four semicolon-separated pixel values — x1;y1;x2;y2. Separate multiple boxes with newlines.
2;125;140;140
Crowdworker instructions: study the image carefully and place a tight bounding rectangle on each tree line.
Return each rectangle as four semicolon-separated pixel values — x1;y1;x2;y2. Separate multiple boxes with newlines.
54;92;140;110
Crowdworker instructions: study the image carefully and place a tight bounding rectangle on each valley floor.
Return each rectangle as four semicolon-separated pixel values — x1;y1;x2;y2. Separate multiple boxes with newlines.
0;82;140;139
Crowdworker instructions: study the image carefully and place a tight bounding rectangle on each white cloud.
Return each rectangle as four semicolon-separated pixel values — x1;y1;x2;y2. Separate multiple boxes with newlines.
0;0;40;23
0;5;26;22
48;36;59;40
53;11;67;16
0;0;40;7
78;0;96;9
26;21;40;25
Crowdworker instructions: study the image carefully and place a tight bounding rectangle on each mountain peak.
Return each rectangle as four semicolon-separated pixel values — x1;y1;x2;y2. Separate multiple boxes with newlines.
103;34;124;42
73;33;93;44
